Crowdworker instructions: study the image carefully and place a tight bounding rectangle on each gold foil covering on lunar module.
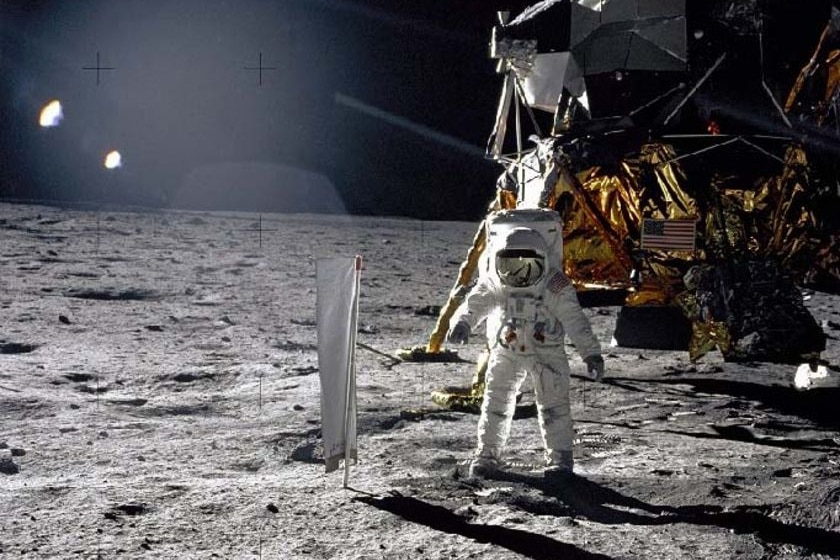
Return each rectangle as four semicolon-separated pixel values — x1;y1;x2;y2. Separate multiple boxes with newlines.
429;140;833;409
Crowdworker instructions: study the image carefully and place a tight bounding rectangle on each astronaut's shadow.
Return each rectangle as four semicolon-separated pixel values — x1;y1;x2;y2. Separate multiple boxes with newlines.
354;491;616;560
509;475;840;556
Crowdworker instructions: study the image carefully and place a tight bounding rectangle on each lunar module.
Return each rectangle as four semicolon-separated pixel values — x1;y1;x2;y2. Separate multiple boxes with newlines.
403;0;840;409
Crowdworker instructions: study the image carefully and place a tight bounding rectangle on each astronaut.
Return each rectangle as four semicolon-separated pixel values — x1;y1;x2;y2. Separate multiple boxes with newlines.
446;215;603;484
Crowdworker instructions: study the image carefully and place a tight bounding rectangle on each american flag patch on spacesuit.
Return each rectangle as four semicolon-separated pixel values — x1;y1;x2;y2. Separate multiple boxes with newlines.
547;271;571;293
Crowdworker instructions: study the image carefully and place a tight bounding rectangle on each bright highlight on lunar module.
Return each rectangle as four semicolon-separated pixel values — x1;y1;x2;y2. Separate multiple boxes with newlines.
408;0;840;409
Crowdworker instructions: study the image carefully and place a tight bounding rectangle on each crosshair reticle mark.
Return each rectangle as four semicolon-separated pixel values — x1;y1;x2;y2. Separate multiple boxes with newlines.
243;52;277;86
82;52;115;86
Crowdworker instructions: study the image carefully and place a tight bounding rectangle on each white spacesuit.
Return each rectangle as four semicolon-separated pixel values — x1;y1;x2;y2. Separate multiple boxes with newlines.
447;211;603;482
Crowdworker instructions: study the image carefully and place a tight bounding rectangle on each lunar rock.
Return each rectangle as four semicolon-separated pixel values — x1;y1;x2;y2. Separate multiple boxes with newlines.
0;452;19;475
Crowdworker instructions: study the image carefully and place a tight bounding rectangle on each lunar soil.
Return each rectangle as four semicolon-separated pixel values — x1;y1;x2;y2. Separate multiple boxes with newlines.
1;203;839;559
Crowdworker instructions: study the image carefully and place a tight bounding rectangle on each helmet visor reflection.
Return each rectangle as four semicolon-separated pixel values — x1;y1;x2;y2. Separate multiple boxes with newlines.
496;249;545;288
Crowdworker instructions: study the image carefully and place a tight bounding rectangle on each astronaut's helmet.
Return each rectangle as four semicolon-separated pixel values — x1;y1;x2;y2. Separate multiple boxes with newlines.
495;227;547;289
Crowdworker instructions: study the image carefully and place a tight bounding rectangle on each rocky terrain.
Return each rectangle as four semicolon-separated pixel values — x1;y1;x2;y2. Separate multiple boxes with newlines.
1;202;838;559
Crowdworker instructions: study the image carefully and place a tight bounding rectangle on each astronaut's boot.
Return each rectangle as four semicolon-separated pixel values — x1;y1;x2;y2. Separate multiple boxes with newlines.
468;455;501;479
543;450;574;489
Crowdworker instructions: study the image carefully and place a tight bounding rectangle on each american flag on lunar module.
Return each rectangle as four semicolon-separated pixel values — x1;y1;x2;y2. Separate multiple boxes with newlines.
640;219;697;252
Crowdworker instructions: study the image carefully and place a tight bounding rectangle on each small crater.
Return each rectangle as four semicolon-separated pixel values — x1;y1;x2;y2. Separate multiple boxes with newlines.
63;373;94;383
377;416;406;431
289;441;322;464
76;384;109;394
428;456;458;469
107;398;148;407
289;366;318;376
107;502;149;518
506;494;573;517
172;372;215;383
0;342;39;355
0;456;20;475
64;288;159;301
274;340;317;352
414;305;441;317
139;404;212;417
230;458;264;472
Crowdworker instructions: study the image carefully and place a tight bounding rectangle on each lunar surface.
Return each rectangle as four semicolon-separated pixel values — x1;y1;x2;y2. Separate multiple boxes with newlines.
1;202;839;559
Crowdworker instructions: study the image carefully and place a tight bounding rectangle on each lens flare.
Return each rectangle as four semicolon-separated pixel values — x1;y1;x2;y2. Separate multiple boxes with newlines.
38;100;63;127
104;150;122;169
794;363;828;390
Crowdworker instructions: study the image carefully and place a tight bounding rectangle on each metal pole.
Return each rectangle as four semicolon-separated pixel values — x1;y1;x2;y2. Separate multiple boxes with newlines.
515;86;523;205
343;256;362;488
664;53;727;126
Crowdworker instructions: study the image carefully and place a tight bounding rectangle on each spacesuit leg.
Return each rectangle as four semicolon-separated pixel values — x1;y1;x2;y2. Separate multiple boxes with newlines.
531;352;573;470
475;350;527;461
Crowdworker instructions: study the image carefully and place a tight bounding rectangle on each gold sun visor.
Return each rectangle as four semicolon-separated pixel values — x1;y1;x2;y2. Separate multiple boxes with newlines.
496;250;546;288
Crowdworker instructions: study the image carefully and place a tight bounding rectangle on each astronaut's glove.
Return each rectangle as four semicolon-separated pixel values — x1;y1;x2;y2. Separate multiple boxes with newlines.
584;355;605;381
447;321;471;345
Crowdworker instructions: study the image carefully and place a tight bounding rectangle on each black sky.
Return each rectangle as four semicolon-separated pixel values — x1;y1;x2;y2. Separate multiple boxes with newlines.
0;0;532;219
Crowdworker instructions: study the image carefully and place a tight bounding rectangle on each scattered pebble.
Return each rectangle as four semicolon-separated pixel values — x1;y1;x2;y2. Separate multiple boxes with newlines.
291;366;318;376
0;454;19;475
58;315;71;325
114;503;148;516
266;503;279;514
414;305;441;317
